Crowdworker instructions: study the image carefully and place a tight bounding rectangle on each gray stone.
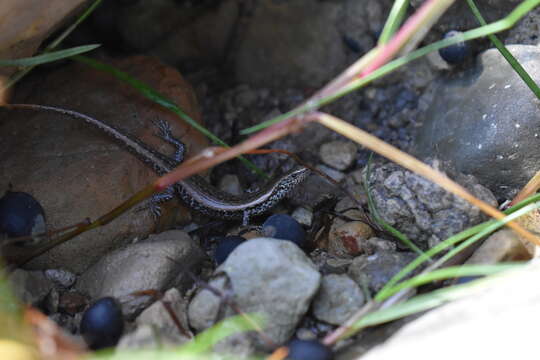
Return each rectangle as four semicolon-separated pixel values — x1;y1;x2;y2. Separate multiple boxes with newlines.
317;165;346;183
312;274;365;325
413;45;540;200
188;238;320;349
361;260;540;359
44;269;76;289
235;0;346;88
365;159;497;249
8;269;53;306
135;288;192;345
320;141;358;171
77;231;204;319
218;174;243;197
291;207;313;228
117;325;162;350
349;251;416;294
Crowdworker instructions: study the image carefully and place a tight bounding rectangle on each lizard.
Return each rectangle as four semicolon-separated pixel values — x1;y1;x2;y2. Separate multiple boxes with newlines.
6;104;310;225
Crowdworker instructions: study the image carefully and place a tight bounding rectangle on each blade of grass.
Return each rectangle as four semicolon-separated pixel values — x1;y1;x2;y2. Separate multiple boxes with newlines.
352;276;503;331
242;0;540;135
364;154;429;258
467;0;540;99
4;0;104;89
88;314;264;359
0;45;100;67
378;0;410;45
380;263;523;300
73;55;266;178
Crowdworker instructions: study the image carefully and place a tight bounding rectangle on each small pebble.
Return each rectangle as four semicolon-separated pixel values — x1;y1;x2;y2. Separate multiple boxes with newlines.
439;30;469;64
213;236;246;265
262;214;306;247
80;297;124;350
44;269;77;289
218;174;243;196
292;207;313;227
0;191;46;241
328;221;374;258
286;339;333;360
316;165;346;183
319;141;357;170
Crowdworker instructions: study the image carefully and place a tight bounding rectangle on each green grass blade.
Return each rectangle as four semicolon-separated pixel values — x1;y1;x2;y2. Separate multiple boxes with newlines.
176;314;264;355
89;314;264;359
352;277;500;332
4;0;103;89
241;0;540;135
73;55;266;177
378;0;410;45
466;0;540;99
364;154;429;258
379;263;523;299
0;45;100;67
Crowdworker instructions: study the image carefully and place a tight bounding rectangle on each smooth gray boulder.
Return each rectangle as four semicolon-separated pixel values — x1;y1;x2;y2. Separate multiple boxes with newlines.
413;45;540;200
77;231;204;318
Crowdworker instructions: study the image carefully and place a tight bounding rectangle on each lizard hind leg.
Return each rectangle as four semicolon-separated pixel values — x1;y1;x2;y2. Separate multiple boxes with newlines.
152;118;185;164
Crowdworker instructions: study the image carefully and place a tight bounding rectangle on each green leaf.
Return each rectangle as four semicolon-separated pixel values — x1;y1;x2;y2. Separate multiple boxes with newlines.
378;0;410;45
88;314;265;360
353;279;495;332
0;45;100;67
380;263;523;299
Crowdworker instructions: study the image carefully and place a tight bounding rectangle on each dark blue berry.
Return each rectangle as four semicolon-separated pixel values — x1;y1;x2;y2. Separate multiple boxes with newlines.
0;191;46;239
287;339;333;360
262;214;306;248
439;30;469;64
213;236;246;265
80;297;124;350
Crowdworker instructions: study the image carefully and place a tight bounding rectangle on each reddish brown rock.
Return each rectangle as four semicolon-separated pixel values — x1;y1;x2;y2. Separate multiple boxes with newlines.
328;220;375;258
0;55;207;273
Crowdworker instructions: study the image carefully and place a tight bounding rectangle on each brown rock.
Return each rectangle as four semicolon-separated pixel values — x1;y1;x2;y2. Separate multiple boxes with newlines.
0;56;206;273
0;0;88;78
234;0;346;88
328;220;375;258
466;229;530;264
